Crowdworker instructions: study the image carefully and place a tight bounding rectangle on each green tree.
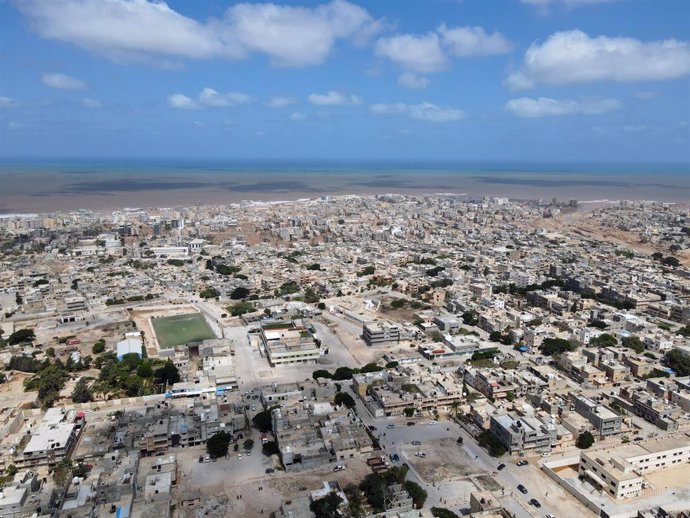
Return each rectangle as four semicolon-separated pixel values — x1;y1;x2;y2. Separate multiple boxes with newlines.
621;336;644;354
590;333;617;348
154;360;180;385
262;441;279;456
71;378;93;403
360;362;383;373
7;328;35;345
404;407;415;417
540;338;577;356
228;301;254;317
664;349;690;377
230;287;250;300
404;480;428;509
576;431;595;449
431;508;460;518
206;431;232;458
332;367;355;380
199;287;220;299
312;369;332;380
478;431;506;457
253;409;274;432
334;392;356;409
243;439;254;451
52;459;73;487
310;491;342;518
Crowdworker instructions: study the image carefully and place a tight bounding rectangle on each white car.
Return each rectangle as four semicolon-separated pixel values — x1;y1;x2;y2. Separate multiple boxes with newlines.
427;420;438;426
333;465;345;472
415;451;427;458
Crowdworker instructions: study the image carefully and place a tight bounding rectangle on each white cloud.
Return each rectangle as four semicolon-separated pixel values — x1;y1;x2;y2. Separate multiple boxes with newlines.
308;90;362;106
198;87;253;107
505;30;690;89
370;102;464;122
398;72;430;89
81;98;102;108
42;72;86;90
167;93;197;109
634;91;657;99
7;121;24;129
505;97;622;117
375;32;447;73
266;96;296;108
290;112;306;121
168;88;254;109
0;96;19;108
438;24;511;57
18;0;380;67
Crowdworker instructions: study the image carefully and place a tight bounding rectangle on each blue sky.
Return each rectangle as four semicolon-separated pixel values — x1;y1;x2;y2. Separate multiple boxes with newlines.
0;0;689;163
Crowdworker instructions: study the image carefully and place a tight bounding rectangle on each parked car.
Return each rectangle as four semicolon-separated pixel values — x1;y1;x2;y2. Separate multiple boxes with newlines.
517;460;528;467
517;485;528;494
412;440;422;446
456;436;463;444
390;454;400;462
415;451;427;458
497;463;506;471
530;499;541;508
541;452;551;457
387;424;395;429
204;455;210;463
265;468;275;474
427;420;438;426
198;456;204;463
333;465;345;472
369;425;377;431
407;421;415;426
545;514;556;518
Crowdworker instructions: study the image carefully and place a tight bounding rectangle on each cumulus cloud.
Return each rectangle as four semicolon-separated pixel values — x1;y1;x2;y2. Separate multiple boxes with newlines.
375;33;447;73
505;30;690;89
505;97;622;117
398;72;430;89
168;93;197;109
0;96;19;108
438;24;511;57
168;88;254;109
308;90;362;106
370;102;464;122
266;96;296;108
17;0;381;67
376;24;511;75
42;72;86;90
81;98;102;108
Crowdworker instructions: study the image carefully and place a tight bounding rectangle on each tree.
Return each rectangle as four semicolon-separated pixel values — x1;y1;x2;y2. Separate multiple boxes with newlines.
540;338;576;356
52;459;73;487
621;336;644;354
576;431;595;449
334;392;356;409
154;360;180;386
262;441;279;456
312;369;332;380
243;439;254;451
404;407;415;417
390;299;406;309
7;328;35;345
664;349;690;377
317;302;326;310
92;339;106;354
404;481;428;509
590;333;617;348
253;409;274;432
72;378;93;403
310;491;342;518
228;301;254;317
332;367;355;380
432;508;460;518
45;347;56;358
462;311;478;326
206;431;232;458
385;361;399;369
360;362;383;373
199;287;220;299
661;256;680;267
478;431;506;457
230;287;250;300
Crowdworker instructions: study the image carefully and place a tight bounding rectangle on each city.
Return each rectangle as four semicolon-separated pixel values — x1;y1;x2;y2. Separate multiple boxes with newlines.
0;194;688;518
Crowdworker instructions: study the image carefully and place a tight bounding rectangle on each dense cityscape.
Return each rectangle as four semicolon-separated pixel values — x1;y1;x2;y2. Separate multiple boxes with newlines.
0;194;688;518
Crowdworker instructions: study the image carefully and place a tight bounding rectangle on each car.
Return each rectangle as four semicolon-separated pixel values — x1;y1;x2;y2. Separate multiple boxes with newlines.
427;420;438;426
246;451;252;456
407;421;415;426
198;456;204;463
369;425;377;431
529;499;541;508
634;437;643;441
517;460;528;467
333;465;345;472
415;451;427;458
541;452;551;457
456;436;463;444
411;440;422;446
204;455;210;463
497;463;506;471
390;454;400;462
387;424;395;429
265;468;275;474
237;454;242;459
545;514;556;518
517;485;528;494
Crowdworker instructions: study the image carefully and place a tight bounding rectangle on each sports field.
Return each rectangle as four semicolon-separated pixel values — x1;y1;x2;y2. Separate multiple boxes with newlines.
151;312;216;349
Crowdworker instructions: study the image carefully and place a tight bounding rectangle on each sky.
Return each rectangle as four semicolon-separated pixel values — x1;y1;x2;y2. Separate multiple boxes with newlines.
0;0;689;163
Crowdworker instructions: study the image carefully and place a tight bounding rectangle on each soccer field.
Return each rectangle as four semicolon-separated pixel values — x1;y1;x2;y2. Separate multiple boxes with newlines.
151;312;216;349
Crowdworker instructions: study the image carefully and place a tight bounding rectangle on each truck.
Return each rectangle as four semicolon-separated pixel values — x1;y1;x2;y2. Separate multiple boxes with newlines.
260;432;268;445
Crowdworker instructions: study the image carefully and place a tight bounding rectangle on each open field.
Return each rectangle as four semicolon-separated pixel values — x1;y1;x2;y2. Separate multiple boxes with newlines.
151;312;216;349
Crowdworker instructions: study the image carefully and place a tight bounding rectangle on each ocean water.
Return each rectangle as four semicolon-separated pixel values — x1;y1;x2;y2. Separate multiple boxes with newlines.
0;159;688;213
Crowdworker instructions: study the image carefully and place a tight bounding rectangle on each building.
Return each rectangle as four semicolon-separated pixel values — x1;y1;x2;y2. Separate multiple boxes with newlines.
489;413;556;454
573;395;622;437
259;320;321;366
363;321;401;346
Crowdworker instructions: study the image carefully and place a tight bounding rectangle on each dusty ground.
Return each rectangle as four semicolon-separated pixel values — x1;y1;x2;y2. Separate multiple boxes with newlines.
401;437;479;483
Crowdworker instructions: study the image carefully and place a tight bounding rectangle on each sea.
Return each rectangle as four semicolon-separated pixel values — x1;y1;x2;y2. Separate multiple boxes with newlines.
0;159;688;214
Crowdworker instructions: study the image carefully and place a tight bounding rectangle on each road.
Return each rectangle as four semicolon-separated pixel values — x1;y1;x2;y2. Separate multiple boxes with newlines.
345;383;573;518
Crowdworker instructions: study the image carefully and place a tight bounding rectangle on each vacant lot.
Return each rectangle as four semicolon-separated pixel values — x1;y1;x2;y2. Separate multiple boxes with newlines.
401;437;480;483
152;312;216;348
